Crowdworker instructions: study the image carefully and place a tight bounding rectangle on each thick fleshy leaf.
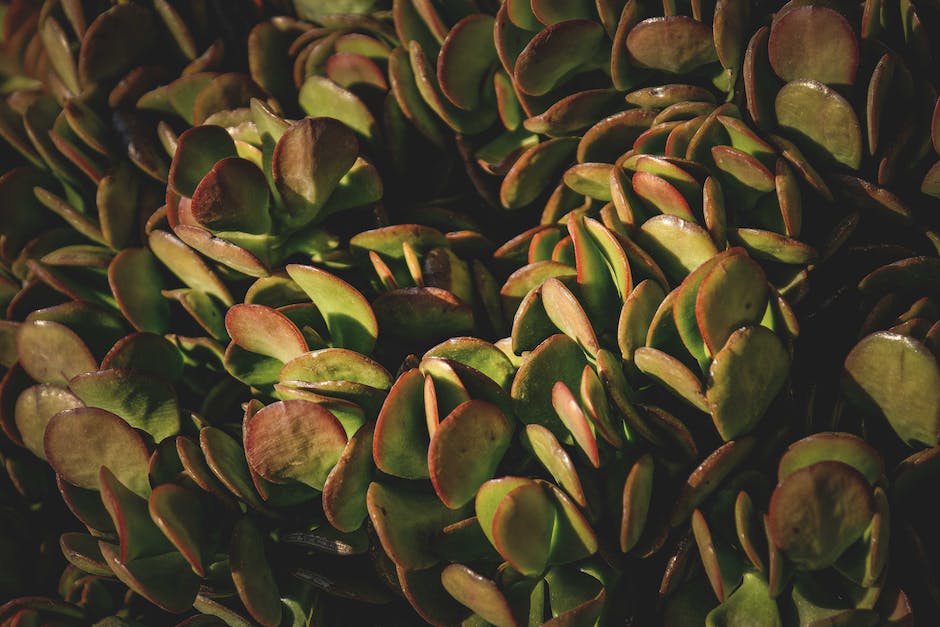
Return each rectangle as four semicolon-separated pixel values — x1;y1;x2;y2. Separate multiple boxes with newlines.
108;248;170;334
60;532;112;577
190;157;270;234
281;348;392;389
775;79;862;170
373;368;429;478
491;480;554;576
858;256;940;298
621;453;654;553
323;422;375;532
843;331;940;446
778;433;884;485
200;427;269;512
579;109;659;163
564;163;614;200
525;89;620;136
226;304;307;364
16;320;96;386
545;481;598;563
730;228;817;265
637;215;719;282
373;287;475;343
524;424;586;508
298;76;379;142
45;407;150;496
99;467;173;562
580;364;622;447
542;277;600;357
286;264;378;354
425;337;515;390
633;171;696;221
367;481;470;570
168;125;238;197
768;461;875;569
768;6;858;87
441;564;518;627
99;543;199;614
14;384;83;460
69;369;180;442
273;118;359;229
635;347;709;412
231;517;282;627
619;279;667;364
670;437;755;527
79;4;154;84
696;251;769;354
429;400;513;509
626;17;718;74
514;20;605;96
408;40;497;134
707;326;788;440
148;230;233;306
438;14;497;110
551;381;599;468
512;334;587;441
244;399;347;489
148;484;206;576
706;571;781;626
501;138;578;209
174;225;269;277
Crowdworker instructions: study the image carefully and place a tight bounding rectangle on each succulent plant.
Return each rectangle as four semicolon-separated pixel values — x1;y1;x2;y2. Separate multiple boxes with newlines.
0;0;939;625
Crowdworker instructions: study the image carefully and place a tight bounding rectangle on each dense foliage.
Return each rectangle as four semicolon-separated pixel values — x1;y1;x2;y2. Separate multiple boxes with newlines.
0;0;939;625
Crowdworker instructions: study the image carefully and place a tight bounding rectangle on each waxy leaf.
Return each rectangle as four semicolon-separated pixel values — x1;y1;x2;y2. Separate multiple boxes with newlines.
14;384;83;460
775;80;862;170
109;248;170;334
226;304;308;364
99;543;199;614
438;14;497;111
287;264;378;354
45;407;150;496
844;331;940;446
148;484;206;576
168;125;238;198
373;368;429;478
512;334;587;442
621;453;654;553
16;320;96;386
429;400;513;509
778;433;884;485
99;467;173;562
514;20;605;96
768;6;858;87
551;381;599;468
696;251;769;354
274;118;359;229
323;422;375;532
769;461;874;569
298;76;379;142
627;17;718;74
367;481;470;570
244;400;347;489
490;480;554;576
231;517;282;627
524;424;587;508
707;326;789;440
69;369;181;442
190;157;271;234
441;564;518;627
706;571;781;626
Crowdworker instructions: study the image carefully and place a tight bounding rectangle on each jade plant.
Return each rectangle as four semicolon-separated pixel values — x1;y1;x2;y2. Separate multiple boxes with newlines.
0;0;939;625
